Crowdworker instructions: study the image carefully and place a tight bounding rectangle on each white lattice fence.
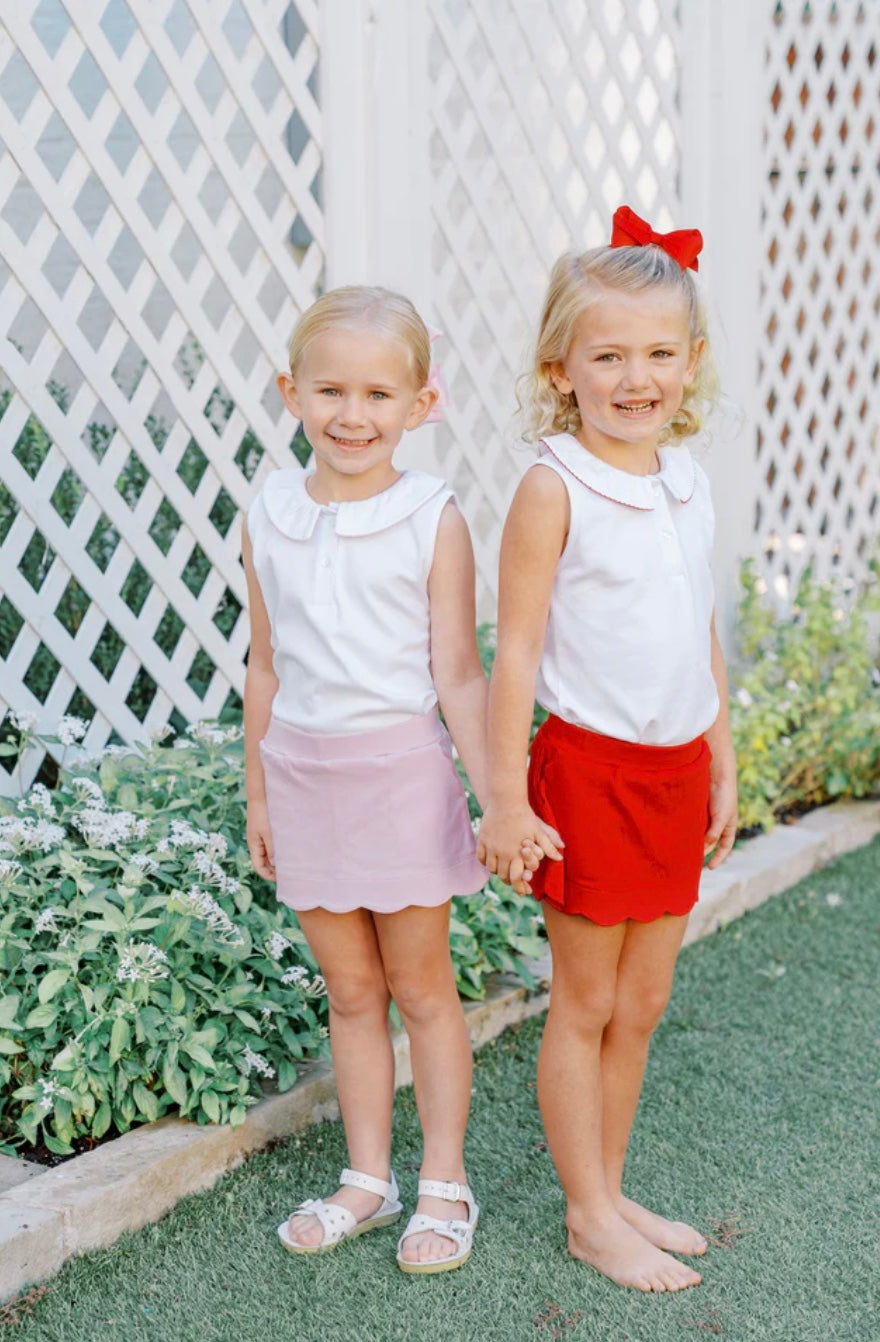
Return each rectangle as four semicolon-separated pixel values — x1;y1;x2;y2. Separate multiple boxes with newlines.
425;0;683;606
0;0;322;793
757;0;880;595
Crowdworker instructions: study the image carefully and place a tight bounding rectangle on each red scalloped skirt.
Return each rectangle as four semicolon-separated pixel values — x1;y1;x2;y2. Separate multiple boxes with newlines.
527;714;711;925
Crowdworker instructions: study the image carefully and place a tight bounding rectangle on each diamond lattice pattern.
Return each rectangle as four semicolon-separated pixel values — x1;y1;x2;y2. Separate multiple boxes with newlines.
426;0;682;608
0;0;322;791
757;1;879;596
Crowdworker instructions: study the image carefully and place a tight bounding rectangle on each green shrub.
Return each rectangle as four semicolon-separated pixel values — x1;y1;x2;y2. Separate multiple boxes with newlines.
730;560;880;831
0;716;543;1155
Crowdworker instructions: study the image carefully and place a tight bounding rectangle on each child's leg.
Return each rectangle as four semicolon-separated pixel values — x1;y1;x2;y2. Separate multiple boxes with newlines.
600;914;707;1255
539;903;700;1291
284;907;394;1246
374;904;473;1265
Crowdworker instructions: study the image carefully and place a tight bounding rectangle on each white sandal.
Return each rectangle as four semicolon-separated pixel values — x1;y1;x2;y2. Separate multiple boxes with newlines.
396;1178;479;1275
277;1168;402;1254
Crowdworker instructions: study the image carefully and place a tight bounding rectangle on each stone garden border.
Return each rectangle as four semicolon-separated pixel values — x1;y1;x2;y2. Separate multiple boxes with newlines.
2;798;879;1301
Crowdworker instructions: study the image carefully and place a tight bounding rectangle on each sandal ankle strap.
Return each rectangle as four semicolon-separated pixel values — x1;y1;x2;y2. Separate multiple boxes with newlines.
417;1178;473;1206
340;1168;397;1201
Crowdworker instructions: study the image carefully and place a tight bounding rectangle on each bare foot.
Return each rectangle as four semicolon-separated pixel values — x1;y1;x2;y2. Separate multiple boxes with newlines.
567;1213;702;1292
617;1195;708;1257
398;1194;469;1265
285;1184;384;1248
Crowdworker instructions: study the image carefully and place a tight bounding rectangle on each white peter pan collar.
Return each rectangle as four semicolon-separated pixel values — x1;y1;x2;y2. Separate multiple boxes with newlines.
539;433;696;511
260;468;448;539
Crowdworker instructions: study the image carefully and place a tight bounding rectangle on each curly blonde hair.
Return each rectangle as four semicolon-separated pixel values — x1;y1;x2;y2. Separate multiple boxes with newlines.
518;245;719;446
287;285;431;388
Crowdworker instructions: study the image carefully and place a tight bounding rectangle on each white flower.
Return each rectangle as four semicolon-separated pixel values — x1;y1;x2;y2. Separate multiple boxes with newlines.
130;852;158;873
35;1077;61;1113
735;688;753;708
171;886;244;946
57;715;88;746
207;832;227;859
169;819;208;849
150;724;174;743
0;859;23;886
825;892;843;908
29;783;54;813
0;816;65;853
260;1005;273;1019
317;1025;329;1039
281;964;308;987
241;1045;275;1079
780;735;792;747
116;940;169;983
34;906;57;932
784;679;800;694
75;806;143;848
187;722;227;747
9;709;36;733
173;739;193;750
266;931;290;960
71;776;104;803
188;846;238;895
101;743;133;758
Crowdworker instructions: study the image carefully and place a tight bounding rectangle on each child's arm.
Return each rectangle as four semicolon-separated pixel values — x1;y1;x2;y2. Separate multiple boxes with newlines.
428;500;489;806
241;518;279;882
703;615;738;868
477;468;568;883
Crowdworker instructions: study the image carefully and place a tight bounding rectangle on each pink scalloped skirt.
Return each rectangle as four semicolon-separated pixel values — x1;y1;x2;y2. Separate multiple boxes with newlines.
259;711;486;913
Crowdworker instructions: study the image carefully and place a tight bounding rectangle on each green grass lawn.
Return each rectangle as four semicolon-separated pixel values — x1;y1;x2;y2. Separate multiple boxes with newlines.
4;837;879;1342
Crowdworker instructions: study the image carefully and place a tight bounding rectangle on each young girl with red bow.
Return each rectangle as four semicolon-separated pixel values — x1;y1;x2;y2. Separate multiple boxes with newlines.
243;286;534;1273
478;209;738;1293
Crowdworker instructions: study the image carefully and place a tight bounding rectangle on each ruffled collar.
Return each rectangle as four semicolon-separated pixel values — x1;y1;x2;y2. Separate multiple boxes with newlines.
260;468;448;539
539;433;696;511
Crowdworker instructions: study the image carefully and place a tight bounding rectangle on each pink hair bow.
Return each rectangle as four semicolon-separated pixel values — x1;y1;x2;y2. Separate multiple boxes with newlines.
424;326;448;424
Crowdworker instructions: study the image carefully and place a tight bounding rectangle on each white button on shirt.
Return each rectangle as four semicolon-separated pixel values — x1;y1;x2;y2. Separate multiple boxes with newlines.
248;469;454;734
533;433;719;746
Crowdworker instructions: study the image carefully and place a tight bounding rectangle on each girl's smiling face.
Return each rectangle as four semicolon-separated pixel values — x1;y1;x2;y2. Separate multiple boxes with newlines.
550;286;703;471
278;326;437;501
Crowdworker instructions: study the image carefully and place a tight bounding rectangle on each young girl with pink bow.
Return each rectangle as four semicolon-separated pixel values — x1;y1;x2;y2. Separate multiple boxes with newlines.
478;209;738;1293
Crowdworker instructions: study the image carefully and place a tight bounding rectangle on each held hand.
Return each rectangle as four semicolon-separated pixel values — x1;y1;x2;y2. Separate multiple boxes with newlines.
477;805;564;885
246;799;276;882
519;823;564;872
704;772;738;868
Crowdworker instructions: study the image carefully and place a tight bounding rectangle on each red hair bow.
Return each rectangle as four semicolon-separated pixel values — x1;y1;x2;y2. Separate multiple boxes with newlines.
610;205;703;272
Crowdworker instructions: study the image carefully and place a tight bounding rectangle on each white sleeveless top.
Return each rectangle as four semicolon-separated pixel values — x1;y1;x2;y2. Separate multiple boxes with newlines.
533;433;719;747
248;468;453;733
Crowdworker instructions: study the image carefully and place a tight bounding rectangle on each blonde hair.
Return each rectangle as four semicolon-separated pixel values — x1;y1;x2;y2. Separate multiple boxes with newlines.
287;285;431;388
519;245;719;445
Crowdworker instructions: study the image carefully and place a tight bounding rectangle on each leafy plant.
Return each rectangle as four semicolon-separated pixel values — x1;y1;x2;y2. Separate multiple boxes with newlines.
730;560;880;831
0;715;544;1155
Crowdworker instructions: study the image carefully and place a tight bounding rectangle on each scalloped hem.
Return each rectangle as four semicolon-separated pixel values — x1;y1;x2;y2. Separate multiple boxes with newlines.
276;856;487;914
533;885;698;926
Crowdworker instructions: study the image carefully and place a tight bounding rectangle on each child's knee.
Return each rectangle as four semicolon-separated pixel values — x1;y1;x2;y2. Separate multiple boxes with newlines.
610;985;670;1036
386;965;455;1024
325;973;390;1021
552;984;617;1036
